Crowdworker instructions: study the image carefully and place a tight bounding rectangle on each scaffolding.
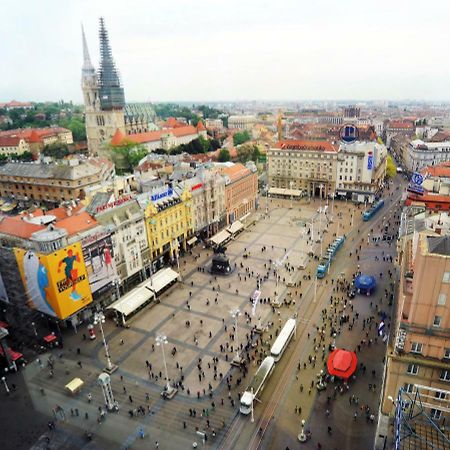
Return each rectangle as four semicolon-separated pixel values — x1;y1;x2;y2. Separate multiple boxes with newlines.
394;384;450;449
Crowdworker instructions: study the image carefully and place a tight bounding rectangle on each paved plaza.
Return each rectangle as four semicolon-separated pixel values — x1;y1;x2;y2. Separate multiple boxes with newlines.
9;180;405;450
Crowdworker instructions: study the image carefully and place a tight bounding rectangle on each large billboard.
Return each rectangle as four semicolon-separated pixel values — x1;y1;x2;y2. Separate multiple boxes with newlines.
81;232;118;295
14;243;93;319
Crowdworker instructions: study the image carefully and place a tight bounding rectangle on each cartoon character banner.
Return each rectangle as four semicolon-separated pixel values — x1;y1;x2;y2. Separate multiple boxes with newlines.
81;232;118;295
14;243;93;319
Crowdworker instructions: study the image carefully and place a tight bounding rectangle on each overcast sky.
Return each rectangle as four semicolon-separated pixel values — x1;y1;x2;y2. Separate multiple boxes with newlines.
2;0;450;103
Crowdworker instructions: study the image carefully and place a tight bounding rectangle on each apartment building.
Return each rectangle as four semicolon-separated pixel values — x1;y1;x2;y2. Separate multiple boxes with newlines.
382;212;450;420
267;140;339;198
0;158;115;204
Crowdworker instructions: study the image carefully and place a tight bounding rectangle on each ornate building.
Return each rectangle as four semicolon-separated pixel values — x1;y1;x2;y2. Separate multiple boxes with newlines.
81;19;154;154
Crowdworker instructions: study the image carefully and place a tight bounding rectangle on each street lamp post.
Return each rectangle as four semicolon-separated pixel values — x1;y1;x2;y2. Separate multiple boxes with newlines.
172;237;182;280
298;419;307;442
156;334;177;399
330;192;335;223
230;308;242;366
289;181;294;210
1;376;9;394
250;387;254;423
31;322;37;337
367;233;370;245
93;311;117;374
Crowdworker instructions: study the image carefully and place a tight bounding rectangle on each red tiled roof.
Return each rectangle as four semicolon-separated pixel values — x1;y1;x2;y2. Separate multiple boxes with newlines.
28;130;41;143
421;162;450;178
221;163;251;182
0;127;71;143
111;129;126;146
113;126;198;146
0;216;43;239
55;211;97;236
388;121;414;129
0;136;22;147
274;140;338;152
197;121;206;131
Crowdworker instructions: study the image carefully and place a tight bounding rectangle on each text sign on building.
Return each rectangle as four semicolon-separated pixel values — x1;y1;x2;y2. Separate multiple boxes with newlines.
96;195;133;213
151;188;173;202
191;183;203;192
367;151;373;170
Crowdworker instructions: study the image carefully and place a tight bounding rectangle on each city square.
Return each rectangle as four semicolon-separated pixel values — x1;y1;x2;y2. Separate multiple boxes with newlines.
7;183;401;450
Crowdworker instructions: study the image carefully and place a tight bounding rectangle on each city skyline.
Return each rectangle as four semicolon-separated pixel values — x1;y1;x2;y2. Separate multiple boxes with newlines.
2;0;450;103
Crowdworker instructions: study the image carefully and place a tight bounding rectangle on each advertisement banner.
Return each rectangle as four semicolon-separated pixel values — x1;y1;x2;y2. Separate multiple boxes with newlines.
82;233;118;295
14;243;93;319
0;272;9;304
367;152;373;170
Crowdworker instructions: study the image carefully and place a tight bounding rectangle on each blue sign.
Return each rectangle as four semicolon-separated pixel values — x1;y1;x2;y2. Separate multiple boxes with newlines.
407;184;424;195
411;172;424;186
151;188;173;202
339;124;359;143
367;154;373;170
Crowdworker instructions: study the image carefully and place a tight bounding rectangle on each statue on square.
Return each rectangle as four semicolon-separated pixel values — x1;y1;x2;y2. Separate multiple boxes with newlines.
209;245;233;275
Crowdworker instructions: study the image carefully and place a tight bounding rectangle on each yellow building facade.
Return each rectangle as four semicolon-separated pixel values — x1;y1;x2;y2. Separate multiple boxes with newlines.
142;187;193;265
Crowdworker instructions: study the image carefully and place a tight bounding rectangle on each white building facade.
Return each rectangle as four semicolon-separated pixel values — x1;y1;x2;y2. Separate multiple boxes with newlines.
407;140;450;172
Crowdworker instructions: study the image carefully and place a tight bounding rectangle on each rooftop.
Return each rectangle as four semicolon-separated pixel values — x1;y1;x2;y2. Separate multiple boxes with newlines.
0;159;112;181
427;235;450;256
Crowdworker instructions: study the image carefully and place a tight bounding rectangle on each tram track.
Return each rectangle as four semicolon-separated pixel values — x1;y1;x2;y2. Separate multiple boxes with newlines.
218;189;403;450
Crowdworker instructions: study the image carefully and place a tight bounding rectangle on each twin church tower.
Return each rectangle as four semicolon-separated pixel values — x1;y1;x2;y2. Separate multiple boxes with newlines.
81;18;152;154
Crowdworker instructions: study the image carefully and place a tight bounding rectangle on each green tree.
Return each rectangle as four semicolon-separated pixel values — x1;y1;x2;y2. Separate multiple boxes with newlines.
42;143;69;159
233;130;251;146
110;141;148;172
237;143;260;163
218;148;231;162
386;155;397;178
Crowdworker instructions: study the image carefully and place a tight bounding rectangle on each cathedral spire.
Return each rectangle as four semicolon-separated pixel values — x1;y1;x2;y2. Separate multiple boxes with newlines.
81;24;95;76
98;17;125;110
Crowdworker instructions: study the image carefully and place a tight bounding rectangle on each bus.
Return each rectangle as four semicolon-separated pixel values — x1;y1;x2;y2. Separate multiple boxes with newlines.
363;199;385;221
240;357;276;415
270;318;296;361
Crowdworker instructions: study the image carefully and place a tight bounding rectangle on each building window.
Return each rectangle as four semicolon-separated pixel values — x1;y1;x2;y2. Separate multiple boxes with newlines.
433;316;442;327
443;272;450;283
438;293;447;305
430;408;442;420
403;383;414;393
410;342;423;354
440;370;450;381
444;348;450;360
435;390;447;400
407;364;419;375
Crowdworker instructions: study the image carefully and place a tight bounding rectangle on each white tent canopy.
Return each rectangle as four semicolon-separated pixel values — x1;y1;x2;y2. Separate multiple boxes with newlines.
268;187;302;197
148;267;180;294
107;285;155;318
209;229;231;246
227;220;244;235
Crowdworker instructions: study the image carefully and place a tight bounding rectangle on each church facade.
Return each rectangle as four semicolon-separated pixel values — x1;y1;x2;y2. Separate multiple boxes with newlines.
81;18;154;154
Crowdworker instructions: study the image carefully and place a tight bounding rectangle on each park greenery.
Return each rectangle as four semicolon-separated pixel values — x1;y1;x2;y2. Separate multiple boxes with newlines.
0;101;86;141
233;130;251;146
0;151;33;164
153;103;226;128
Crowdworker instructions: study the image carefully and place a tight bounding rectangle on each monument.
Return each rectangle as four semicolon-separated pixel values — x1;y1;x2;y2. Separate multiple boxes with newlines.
209;245;233;276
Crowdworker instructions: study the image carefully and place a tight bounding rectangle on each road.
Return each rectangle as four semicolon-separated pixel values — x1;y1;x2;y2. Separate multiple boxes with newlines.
218;180;405;450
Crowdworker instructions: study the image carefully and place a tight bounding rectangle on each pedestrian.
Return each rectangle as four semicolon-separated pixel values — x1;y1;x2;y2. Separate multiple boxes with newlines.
155;441;159;449
77;361;82;369
129;395;133;403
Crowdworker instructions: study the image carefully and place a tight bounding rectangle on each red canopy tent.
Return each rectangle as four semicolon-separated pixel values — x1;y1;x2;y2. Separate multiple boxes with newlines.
0;320;9;328
0;345;24;362
43;334;57;344
327;349;358;380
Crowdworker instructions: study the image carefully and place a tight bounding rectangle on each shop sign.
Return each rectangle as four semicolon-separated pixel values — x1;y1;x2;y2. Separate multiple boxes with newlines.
96;195;133;213
151;188;173;202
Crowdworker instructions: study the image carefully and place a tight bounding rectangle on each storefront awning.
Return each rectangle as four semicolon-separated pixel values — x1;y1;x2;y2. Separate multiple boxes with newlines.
227;220;244;235
107;285;155;317
187;236;198;246
147;267;180;294
0;346;23;361
209;229;231;246
268;187;302;197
